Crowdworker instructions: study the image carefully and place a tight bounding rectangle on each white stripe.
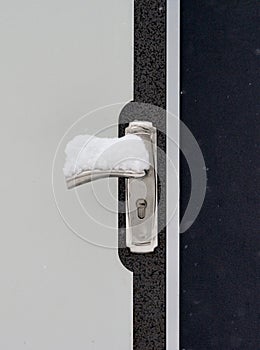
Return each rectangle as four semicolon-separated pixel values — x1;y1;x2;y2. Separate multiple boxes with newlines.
167;0;180;349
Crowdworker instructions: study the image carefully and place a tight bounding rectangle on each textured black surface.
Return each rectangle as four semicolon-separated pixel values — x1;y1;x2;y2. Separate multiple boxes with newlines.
181;1;259;349
118;1;167;350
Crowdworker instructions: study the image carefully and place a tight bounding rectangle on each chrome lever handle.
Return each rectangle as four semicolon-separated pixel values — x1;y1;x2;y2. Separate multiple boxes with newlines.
64;121;158;253
66;169;146;189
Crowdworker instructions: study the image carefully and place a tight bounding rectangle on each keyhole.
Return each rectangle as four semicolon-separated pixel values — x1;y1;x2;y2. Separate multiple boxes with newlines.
136;199;147;219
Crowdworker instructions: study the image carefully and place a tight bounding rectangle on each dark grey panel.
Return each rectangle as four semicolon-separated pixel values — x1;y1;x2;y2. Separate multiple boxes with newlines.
180;1;259;349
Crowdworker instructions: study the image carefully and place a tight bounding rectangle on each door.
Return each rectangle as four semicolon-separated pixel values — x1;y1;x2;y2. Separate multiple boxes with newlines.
0;1;133;349
0;1;180;349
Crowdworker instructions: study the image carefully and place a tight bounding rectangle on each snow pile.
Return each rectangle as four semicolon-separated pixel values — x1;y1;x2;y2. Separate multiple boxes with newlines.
63;134;150;178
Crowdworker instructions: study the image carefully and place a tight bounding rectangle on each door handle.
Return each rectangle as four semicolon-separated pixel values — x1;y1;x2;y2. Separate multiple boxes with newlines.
66;169;146;189
63;121;157;253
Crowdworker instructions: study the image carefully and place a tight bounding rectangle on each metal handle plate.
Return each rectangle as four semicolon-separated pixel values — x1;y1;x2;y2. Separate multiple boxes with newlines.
125;121;158;253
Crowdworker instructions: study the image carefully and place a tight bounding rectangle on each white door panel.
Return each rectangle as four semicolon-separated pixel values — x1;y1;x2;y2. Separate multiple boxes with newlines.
0;1;133;349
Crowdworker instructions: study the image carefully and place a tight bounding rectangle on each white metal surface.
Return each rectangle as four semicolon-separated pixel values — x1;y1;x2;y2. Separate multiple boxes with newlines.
0;1;133;349
167;0;180;349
